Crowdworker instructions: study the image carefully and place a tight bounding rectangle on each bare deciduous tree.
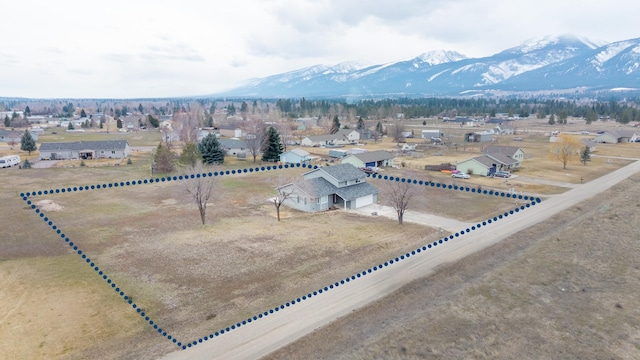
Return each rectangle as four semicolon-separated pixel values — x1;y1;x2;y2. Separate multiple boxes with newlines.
272;185;295;222
271;177;312;221
174;109;198;143
242;118;266;163
181;161;220;225
277;121;295;152
389;121;406;143
381;177;419;224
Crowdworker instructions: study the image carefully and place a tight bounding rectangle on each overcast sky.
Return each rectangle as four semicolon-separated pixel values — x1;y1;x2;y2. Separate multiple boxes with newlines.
1;0;639;99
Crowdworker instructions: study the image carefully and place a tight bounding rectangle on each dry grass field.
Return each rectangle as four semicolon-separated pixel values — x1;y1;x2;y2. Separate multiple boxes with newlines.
2;118;639;359
267;172;640;360
1;152;517;359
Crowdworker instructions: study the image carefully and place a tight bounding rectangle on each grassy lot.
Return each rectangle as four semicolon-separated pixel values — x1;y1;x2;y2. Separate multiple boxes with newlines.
2;118;638;359
0;153;517;359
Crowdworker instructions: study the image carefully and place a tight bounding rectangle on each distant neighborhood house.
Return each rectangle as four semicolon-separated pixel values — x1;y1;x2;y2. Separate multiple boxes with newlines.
280;148;311;164
456;146;525;176
341;150;395;169
300;129;360;147
482;146;525;168
39;140;131;160
218;139;248;156
0;129;39;143
593;130;637;144
277;163;378;212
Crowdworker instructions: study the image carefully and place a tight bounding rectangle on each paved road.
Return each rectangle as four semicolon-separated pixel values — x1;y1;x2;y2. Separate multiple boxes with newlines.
163;159;640;360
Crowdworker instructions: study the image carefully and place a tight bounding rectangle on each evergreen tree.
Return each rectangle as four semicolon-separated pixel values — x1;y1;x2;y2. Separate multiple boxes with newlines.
205;114;214;128
375;121;384;134
20;130;37;155
548;114;556;125
154;143;175;172
330;115;340;134
116;118;122;129
179;142;202;166
357;117;365;130
80;108;87;118
68;122;74;130
198;133;225;165
581;146;591;165
3;115;10;127
24;106;31;116
147;115;159;128
262;126;283;162
558;109;568;124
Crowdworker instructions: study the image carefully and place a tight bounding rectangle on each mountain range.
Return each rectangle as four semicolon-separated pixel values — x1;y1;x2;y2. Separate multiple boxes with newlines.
218;35;640;99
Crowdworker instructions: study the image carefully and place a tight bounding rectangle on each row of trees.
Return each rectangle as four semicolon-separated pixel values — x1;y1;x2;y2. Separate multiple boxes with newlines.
154;126;285;173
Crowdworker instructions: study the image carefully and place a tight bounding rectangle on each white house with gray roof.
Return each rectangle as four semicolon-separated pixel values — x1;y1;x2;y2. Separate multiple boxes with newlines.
39;140;130;160
300;129;360;147
341;150;395;169
593;130;637;143
279;148;311;164
277;163;378;212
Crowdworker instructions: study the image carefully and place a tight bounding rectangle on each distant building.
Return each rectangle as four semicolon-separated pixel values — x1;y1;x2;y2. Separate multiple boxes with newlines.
280;148;311;164
39;140;131;160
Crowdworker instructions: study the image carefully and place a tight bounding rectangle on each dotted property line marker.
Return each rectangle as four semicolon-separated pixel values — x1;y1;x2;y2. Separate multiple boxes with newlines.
19;165;541;350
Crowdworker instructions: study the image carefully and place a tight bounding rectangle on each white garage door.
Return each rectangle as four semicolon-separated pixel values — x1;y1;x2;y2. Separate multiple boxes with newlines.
355;194;374;208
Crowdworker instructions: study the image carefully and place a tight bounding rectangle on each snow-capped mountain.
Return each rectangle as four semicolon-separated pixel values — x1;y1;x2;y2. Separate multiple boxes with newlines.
219;35;640;98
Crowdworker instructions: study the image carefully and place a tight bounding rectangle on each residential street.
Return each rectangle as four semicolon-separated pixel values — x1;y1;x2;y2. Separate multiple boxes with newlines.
163;159;640;360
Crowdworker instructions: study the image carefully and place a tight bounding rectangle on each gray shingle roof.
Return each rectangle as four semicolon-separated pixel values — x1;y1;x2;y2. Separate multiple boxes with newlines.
307;177;378;201
218;139;247;148
287;148;310;157
313;163;366;182
39;140;129;151
485;153;519;166
483;145;522;157
352;150;394;163
606;130;636;138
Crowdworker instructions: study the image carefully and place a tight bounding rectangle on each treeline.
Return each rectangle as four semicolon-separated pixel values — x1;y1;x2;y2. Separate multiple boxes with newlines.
263;97;639;124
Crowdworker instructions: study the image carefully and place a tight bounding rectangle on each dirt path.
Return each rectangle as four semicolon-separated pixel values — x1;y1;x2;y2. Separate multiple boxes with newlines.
349;203;475;233
163;159;640;360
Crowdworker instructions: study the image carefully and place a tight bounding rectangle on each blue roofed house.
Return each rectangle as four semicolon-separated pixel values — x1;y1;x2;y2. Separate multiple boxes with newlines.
277;163;378;212
279;148;311;164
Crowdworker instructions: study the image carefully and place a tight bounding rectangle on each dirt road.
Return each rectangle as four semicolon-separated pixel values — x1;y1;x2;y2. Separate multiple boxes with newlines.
163;159;640;360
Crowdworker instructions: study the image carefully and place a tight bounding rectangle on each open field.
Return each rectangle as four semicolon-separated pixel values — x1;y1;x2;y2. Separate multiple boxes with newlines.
266;172;640;359
0;155;517;359
2;117;639;359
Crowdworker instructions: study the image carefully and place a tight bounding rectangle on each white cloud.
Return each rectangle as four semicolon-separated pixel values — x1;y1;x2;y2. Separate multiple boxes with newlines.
0;0;639;98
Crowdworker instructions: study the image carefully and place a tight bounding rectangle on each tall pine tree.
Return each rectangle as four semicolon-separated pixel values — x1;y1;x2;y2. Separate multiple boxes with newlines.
198;133;225;165
330;115;340;134
21;130;37;155
262;126;283;162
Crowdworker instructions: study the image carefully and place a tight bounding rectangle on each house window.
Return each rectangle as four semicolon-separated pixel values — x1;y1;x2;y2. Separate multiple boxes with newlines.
112;151;115;154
